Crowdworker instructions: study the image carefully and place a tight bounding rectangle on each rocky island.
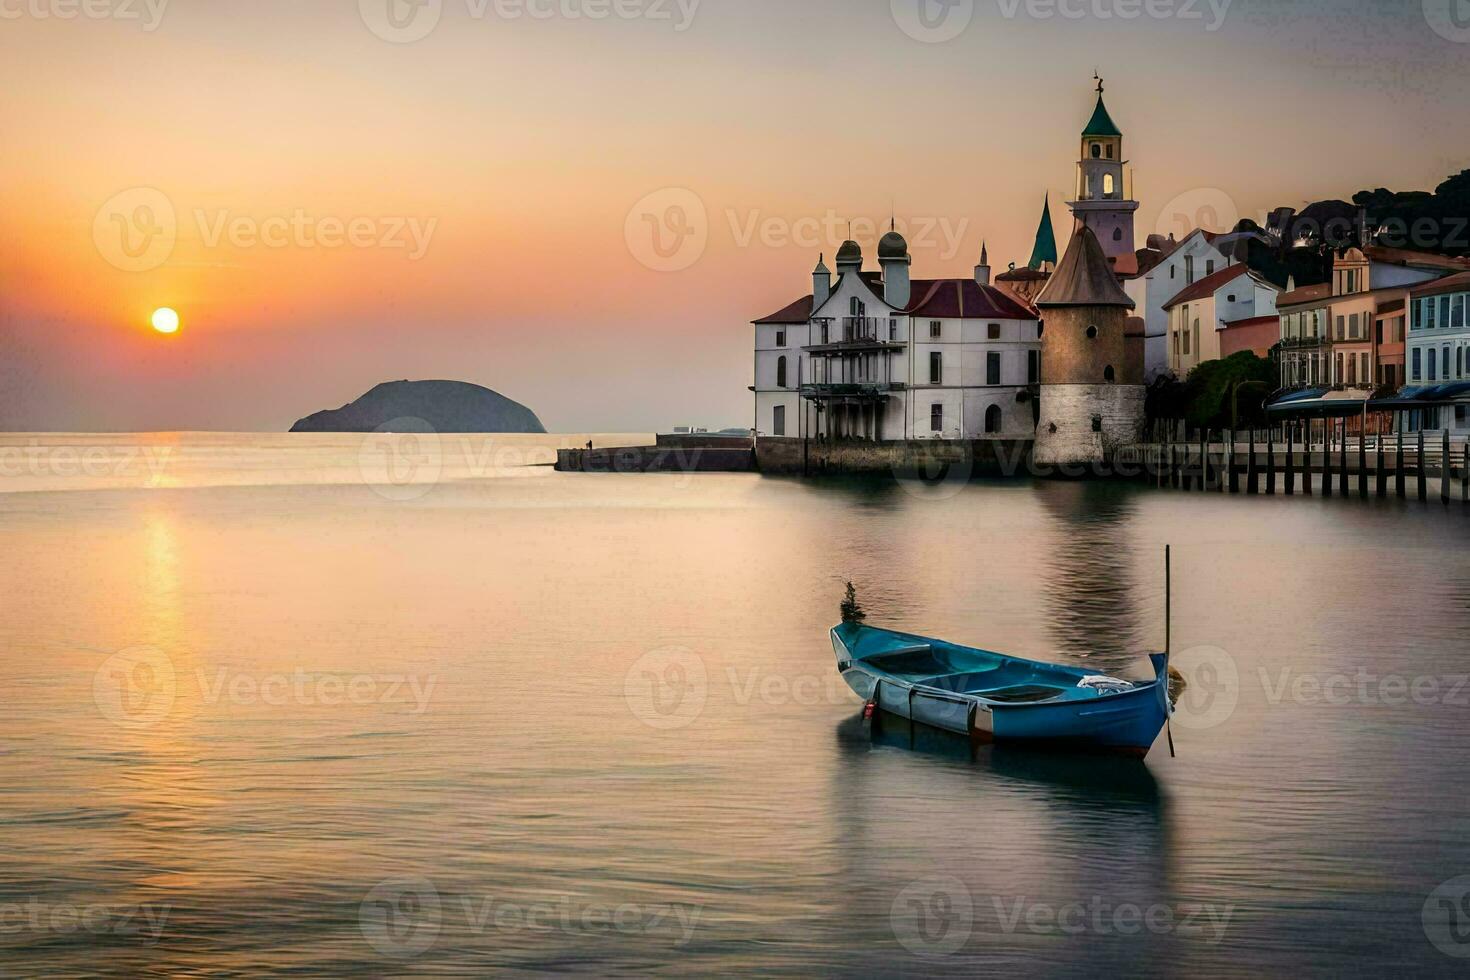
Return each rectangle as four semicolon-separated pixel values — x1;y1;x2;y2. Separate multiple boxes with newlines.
290;380;546;434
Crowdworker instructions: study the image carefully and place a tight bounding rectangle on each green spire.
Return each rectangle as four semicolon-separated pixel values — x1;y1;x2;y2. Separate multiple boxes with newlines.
1028;195;1058;270
1082;94;1122;138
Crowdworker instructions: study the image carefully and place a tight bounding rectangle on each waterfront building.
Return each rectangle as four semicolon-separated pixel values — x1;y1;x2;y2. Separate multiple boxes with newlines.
1033;223;1145;467
1406;270;1470;431
1277;280;1332;389
750;235;1041;441
1133;229;1231;381
1162;264;1280;375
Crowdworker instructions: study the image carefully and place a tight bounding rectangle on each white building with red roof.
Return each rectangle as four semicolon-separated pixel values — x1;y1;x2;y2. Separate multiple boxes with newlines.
750;233;1041;441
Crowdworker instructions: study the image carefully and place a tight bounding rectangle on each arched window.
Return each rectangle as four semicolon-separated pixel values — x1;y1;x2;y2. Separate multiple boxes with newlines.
776;356;787;388
1113;227;1123;241
1104;365;1116;383
985;405;1002;434
1103;174;1115;196
1086;325;1099;339
1091;143;1101;159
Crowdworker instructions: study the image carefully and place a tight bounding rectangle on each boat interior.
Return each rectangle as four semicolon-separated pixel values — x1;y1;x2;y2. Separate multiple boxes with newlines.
859;642;1117;704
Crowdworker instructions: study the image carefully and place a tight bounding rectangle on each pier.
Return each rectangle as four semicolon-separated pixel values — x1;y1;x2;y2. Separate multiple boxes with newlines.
1116;424;1470;503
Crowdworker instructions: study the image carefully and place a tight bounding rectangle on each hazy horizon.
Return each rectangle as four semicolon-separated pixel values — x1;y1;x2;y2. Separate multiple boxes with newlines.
3;0;1468;432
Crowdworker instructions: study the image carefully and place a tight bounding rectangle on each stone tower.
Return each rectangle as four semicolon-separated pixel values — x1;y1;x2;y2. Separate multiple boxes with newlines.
1032;224;1145;469
1066;77;1138;264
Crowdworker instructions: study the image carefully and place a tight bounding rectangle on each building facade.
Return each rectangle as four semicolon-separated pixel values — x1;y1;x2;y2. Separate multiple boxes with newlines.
751;237;1041;441
1406;271;1470;431
1163;264;1280;375
1066;80;1139;267
1135;229;1230;381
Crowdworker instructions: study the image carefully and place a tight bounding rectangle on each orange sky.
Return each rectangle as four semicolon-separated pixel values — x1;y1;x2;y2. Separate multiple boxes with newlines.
1;0;1467;431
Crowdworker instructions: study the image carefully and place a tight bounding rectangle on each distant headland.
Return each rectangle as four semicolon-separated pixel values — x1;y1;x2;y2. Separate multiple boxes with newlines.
290;380;546;434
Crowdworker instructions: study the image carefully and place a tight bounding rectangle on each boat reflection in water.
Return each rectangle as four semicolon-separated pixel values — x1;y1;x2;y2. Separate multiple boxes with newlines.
830;712;1174;975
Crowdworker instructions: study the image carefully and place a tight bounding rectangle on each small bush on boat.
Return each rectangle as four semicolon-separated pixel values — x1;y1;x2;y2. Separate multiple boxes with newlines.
840;582;866;624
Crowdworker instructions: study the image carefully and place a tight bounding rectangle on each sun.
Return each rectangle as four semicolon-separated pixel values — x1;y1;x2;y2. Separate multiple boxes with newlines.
151;308;180;334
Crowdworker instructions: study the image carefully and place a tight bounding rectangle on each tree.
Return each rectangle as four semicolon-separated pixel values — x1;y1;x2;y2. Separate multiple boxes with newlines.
1180;352;1280;430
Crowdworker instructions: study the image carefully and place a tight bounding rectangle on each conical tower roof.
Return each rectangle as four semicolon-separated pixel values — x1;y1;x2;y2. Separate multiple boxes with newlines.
1036;224;1134;308
1082;94;1122;138
1027;196;1058;270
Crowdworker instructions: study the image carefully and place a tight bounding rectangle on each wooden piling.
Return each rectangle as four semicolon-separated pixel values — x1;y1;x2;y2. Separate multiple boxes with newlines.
1463;442;1469;504
1397;430;1406;498
1376;430;1387;498
1200;431;1208;491
1322;422;1332;499
1227;429;1238;494
1286;425;1296;496
1442;430;1453;505
1266;430;1277;495
1358;428;1368;500
1246;429;1257;495
1338;420;1350;497
1418;429;1428;502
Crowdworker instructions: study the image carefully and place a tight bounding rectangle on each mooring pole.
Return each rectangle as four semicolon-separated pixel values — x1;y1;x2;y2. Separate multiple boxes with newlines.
1286;425;1296;495
1397;427;1407;498
1358;425;1368;500
1200;430;1208;491
1376;427;1387;498
1339;419;1350;497
1419;429;1428;502
1266;428;1277;495
1443;429;1453;505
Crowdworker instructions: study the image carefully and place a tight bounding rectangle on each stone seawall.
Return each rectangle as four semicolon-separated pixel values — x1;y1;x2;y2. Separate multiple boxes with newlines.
754;438;1035;476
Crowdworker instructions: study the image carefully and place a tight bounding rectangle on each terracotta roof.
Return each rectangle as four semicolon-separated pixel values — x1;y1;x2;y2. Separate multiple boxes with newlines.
1222;315;1279;330
1410;270;1470;299
1036;225;1134;309
754;295;814;324
905;279;1036;320
1376;299;1405;316
1277;282;1333;309
1161;264;1252;311
1364;246;1470;272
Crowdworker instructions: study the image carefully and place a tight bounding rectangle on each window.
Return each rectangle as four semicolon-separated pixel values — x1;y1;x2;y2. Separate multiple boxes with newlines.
929;352;943;385
1103;174;1115;196
775;328;785;347
1206;260;1215;276
987;323;1001;340
776;356;787;388
1376;320;1384;345
772;405;785;437
1459;347;1465;379
1086;325;1098;339
1444;345;1452;378
1091;415;1103;433
1413;347;1422;381
1104;365;1116;383
930;403;943;433
1227;294;1236;303
1185;257;1195;284
889;319;898;341
1336;316;1345;340
820;321;829;344
985;405;1002;434
1091;143;1101;159
1113;227;1123;241
1028;350;1040;384
1441;296;1452;326
1106;144;1114;159
1455;295;1466;328
1429;348;1438;381
1336;353;1345;383
1347;356;1357;386
1193;318;1201;355
1383;364;1397;389
1182;321;1191;356
1170;266;1176;280
930;320;942;339
986;351;1001;386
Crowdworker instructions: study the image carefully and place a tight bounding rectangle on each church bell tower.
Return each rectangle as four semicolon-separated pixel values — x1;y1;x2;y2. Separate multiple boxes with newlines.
1066;75;1138;264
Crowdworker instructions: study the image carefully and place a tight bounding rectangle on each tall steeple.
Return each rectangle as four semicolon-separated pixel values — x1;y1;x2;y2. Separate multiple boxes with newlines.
1028;196;1059;271
1067;75;1139;263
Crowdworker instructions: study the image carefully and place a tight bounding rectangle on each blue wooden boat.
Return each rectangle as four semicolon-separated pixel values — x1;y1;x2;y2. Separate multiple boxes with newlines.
831;623;1172;757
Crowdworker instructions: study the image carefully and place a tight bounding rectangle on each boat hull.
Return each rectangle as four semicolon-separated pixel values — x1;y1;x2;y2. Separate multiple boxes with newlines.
832;624;1170;757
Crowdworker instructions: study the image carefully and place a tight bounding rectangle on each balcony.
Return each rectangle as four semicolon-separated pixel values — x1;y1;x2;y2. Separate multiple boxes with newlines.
799;382;906;402
804;317;906;354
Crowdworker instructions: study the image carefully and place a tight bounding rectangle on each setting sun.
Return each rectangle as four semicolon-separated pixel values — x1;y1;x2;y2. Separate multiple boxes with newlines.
151;308;180;334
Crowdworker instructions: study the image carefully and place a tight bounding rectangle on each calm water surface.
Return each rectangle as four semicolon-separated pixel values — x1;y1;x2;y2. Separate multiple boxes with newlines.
2;434;1469;977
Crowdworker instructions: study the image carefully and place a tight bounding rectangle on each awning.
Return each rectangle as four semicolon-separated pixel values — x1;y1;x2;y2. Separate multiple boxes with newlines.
1266;388;1374;418
1369;382;1470;409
